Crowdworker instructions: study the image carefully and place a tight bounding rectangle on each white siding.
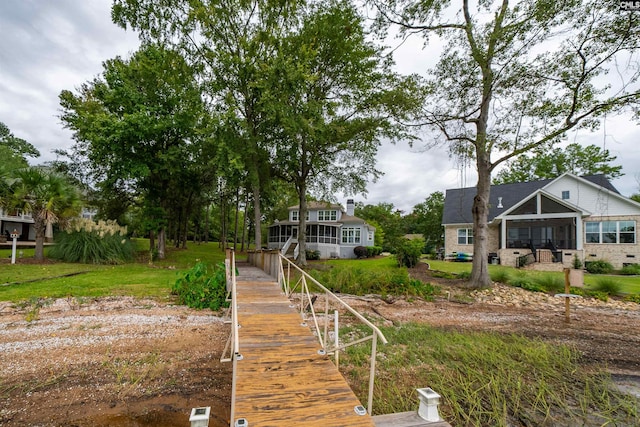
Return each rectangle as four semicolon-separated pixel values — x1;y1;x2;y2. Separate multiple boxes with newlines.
544;176;640;216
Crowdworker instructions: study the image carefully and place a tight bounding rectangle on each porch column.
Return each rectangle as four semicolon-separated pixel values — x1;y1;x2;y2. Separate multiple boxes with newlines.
575;214;583;250
501;220;507;250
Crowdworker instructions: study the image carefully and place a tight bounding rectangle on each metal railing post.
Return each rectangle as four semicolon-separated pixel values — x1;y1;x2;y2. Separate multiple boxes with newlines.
367;333;378;415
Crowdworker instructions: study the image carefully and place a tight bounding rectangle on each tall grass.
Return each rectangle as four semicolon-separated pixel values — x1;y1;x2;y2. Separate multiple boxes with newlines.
48;219;134;264
308;261;439;299
342;323;638;426
592;277;622;296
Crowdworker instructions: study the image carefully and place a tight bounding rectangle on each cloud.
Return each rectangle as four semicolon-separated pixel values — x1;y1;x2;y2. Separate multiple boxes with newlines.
0;0;638;214
0;0;140;162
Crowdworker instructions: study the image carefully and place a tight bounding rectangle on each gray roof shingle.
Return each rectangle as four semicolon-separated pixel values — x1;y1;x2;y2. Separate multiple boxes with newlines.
442;175;619;224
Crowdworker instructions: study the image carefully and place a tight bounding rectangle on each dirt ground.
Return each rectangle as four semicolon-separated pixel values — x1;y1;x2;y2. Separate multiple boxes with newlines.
0;264;639;426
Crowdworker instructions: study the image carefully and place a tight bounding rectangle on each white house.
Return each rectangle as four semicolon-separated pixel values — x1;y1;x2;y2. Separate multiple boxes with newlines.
267;199;376;259
442;173;640;269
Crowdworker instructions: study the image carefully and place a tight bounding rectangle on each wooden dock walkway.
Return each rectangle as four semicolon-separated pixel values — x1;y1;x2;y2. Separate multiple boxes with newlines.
232;262;375;426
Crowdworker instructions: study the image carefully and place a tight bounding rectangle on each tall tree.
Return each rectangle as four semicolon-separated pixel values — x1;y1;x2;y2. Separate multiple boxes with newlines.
59;44;210;258
9;167;81;261
263;0;418;265
0;122;40;171
373;0;640;287
355;202;404;252
408;191;444;250
112;0;301;249
493;143;623;184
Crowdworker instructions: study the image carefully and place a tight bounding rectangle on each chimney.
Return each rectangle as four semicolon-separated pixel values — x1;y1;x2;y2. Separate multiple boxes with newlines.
346;199;354;216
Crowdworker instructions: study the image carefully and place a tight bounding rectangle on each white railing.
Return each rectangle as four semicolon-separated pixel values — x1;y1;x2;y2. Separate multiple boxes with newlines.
247;250;388;415
280;235;294;255
220;250;240;424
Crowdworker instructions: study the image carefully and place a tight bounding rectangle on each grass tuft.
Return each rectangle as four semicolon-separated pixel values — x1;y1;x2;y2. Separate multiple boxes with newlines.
342;323;638;426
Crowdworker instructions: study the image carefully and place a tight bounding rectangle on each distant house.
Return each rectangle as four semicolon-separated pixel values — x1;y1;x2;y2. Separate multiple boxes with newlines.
0;208;35;241
0;206;98;243
442;173;640;269
267;199;376;259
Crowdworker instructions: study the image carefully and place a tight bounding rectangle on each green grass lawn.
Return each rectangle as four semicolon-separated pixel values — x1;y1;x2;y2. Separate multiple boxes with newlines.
426;259;640;295
0;240;231;302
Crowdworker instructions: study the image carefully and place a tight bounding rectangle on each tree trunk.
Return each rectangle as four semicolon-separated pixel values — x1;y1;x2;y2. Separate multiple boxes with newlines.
204;203;210;244
220;195;227;250
234;187;240;251
158;227;166;260
241;192;249;252
149;230;155;265
469;155;492;288
252;183;262;249
296;182;307;266
34;218;46;261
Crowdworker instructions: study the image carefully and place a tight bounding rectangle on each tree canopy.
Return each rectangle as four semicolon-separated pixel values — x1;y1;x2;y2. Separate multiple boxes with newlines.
8;167;81;260
373;0;640;287
263;0;419;264
0;122;40;171
59;43;212;258
493;143;623;184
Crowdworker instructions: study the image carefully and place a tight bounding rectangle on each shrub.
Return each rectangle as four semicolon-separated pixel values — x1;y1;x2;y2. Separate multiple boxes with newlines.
572;254;583;270
366;246;383;257
534;274;564;293
508;272;544;292
585;260;614;274
592;277;622;296
490;269;510;284
305;249;321;260
619;264;640;275
395;239;424;268
172;262;229;310
49;218;134;264
623;294;640;304
353;246;368;259
457;270;471;280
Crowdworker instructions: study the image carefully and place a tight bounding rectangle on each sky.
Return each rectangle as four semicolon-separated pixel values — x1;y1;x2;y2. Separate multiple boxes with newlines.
1;1;639;213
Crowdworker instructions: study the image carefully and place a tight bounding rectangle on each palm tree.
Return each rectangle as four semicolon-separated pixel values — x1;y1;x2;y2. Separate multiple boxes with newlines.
10;167;81;261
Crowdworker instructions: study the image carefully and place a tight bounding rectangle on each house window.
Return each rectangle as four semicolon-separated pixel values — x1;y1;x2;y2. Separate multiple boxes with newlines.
585;221;636;244
368;231;374;241
290;211;308;222
318;210;337;221
562;191;570;200
457;228;473;245
341;227;361;244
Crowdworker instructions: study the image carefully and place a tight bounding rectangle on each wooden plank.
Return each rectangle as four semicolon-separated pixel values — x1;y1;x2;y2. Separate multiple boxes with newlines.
232;265;375;427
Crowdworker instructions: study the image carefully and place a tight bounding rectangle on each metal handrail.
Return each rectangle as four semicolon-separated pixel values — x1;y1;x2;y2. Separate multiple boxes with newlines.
248;250;388;415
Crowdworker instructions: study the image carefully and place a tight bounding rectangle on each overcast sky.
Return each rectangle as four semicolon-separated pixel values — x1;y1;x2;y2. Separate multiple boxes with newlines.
1;1;638;213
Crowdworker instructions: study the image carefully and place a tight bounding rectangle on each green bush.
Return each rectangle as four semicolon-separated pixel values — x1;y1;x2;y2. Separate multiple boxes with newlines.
395;239;424;268
172;262;229;310
508;272;544;292
534;274;564;293
490;269;510;284
305;249;320;260
585;260;614;274
457;270;471;280
623;294;640;304
572;254;583;270
49;219;134;264
353;246;368;258
592;277;622;296
619;264;640;275
309;264;426;297
366;246;383;257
